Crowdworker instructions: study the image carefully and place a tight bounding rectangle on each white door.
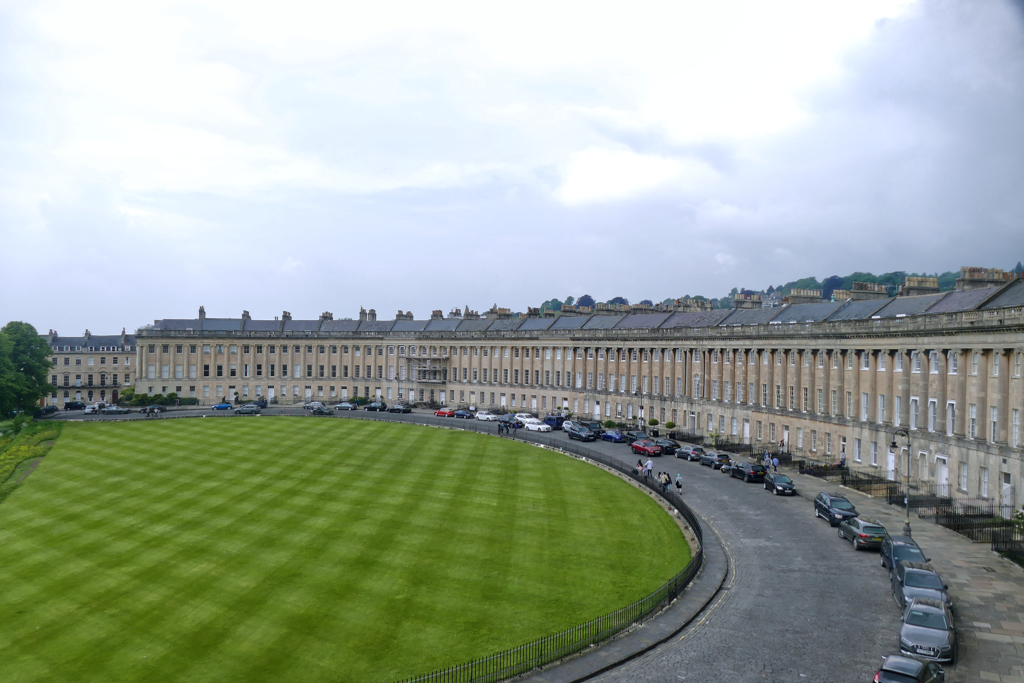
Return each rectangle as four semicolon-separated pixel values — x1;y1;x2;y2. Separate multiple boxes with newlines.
783;427;790;449
268;387;275;401
531;397;537;413
1002;473;1013;519
887;450;896;481
375;388;381;399
743;419;750;444
936;458;949;496
593;401;600;419
341;387;348;399
440;391;446;405
501;394;507;407
303;387;311;400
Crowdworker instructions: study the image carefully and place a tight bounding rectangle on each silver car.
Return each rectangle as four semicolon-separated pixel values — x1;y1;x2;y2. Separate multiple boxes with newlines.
678;445;706;461
900;598;957;664
892;562;952;612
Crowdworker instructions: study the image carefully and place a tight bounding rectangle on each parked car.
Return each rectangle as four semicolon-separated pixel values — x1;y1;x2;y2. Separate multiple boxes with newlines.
454;409;473;419
364;402;388;412
873;654;946;683
763;471;796;495
84;404;103;414
899;598;957;664
622;431;649;445
813;491;859;526
543;414;564;429
653;439;680;456
699;451;730;469
514;413;535;424
211;403;232;410
434;408;456;417
601;429;626;443
303;401;324;410
250;398;268;409
475;410;498;421
524;418;552;432
100;406;131;415
235;404;261;415
38;405;59;416
64;401;86;411
310;406;334;416
498;414;520;428
730;462;767;482
892;562;952;612
579;421;604;437
679;445;706;461
630;439;662;456
333;402;358;411
565;423;596;441
881;536;930;573
838;517;888;551
143;405;167;414
388;404;412;413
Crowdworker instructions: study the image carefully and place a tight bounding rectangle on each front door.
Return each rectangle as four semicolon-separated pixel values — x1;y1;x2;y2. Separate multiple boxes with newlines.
887;450;896;481
1002;473;1013;518
593;400;599;419
936;457;949;497
743;419;750;444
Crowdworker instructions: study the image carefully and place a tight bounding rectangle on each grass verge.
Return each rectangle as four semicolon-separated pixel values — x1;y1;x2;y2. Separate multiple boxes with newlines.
0;417;689;683
0;419;63;503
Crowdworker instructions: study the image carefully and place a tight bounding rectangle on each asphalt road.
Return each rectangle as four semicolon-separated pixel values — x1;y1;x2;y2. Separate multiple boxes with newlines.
46;408;906;682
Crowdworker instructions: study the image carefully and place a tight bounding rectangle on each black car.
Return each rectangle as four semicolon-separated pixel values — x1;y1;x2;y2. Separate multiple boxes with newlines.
899;598;957;664
813;491;858;526
38;405;59;416
622;431;648;445
388;404;411;413
653;439;680;456
250;398;268;409
363;402;388;412
881;535;930;572
100;406;131;415
892;562;951;612
874;654;946;682
498;414;521;428
310;406;334;416
64;401;87;411
333;402;358;411
143;405;167;414
838;517;888;550
763;471;795;495
579;421;605;437
565;424;596;441
730;462;766;482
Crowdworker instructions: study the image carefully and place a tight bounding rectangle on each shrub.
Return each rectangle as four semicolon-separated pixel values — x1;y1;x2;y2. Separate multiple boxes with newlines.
665;421;676;430
648;418;659;427
603;420;617;428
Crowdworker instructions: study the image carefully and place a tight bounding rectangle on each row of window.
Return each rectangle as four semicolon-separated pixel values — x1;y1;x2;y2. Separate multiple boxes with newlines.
51;345;131;352
53;356;131;367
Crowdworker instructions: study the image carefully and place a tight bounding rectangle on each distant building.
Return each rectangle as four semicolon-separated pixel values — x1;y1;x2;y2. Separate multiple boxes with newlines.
41;329;137;406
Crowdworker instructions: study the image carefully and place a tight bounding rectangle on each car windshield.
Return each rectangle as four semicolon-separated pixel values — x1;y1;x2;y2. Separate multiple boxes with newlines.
773;475;792;483
831;499;855;510
894;547;926;563
905;572;944;590
905;609;948;630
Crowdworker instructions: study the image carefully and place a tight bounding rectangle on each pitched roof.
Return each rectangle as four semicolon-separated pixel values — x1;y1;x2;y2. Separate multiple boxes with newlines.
871;293;947;318
825;299;891;322
391;320;429;332
659;309;732;328
980;279;1024;310
615;313;671;329
926;287;999;314
548;315;589;330
320;319;360;332
487;318;525;331
770;302;845;324
510;318;552;331
582;314;625;330
718;308;781;326
425;319;461;332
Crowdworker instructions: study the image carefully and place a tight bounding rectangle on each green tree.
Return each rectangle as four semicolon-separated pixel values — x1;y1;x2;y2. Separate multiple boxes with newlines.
0;322;54;417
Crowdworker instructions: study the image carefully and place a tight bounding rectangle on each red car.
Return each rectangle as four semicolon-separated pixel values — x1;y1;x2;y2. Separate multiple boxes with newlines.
631;440;663;456
434;408;456;417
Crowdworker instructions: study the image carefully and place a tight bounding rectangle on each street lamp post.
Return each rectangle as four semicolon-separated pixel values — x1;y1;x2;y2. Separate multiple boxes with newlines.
634;390;642;430
890;427;913;537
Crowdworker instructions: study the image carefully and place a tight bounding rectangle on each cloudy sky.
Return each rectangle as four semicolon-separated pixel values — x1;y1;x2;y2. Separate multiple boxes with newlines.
3;0;1024;333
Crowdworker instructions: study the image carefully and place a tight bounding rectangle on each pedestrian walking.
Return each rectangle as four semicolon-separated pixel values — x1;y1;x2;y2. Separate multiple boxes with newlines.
772;456;779;472
659;471;670;492
645;458;654;478
636;459;644;477
675;473;683;493
839;449;847;468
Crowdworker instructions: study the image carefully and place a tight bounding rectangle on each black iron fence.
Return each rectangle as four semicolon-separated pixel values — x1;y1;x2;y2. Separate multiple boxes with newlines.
934;497;1014;541
390;422;705;683
992;525;1024;566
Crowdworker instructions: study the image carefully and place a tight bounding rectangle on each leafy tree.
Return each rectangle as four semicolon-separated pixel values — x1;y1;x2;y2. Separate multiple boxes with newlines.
540;298;563;313
639;299;653;306
564;296;575;306
1014;262;1023;275
821;275;844;301
664;421;676;430
0;322;54;417
607;296;629;306
577;294;595;308
648;418;659;427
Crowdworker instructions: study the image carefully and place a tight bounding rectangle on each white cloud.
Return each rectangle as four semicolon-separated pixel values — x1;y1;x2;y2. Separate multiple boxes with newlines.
557;148;718;205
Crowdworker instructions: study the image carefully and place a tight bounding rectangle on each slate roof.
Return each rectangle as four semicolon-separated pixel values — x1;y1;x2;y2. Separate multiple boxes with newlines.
49;334;136;349
872;293;947;318
659;310;732;328
425;319;461;332
980;279;1024;310
512;318;553;331
203;318;244;331
243;319;281;332
825;299;891;322
487;318;525;331
927;288;999;314
548;315;589;330
320;319;360;332
282;320;320;332
391;320;429;332
615;313;671;330
583;315;625;330
771;302;845;323
356;320;395;332
151;319;201;331
454;318;492;332
719;308;781;326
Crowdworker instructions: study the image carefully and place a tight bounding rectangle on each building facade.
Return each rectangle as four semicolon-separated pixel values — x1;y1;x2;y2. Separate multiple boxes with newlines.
135;278;1024;512
43;329;137;406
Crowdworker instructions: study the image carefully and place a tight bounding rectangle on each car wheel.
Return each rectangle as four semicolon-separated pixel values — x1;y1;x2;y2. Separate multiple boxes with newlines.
772;487;779;496
880;556;886;568
744;474;750;482
838;527;844;540
815;508;822;519
763;482;769;490
853;538;861;551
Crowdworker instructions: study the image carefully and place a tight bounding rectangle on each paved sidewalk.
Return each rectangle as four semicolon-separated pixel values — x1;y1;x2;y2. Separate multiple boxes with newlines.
777;465;1024;683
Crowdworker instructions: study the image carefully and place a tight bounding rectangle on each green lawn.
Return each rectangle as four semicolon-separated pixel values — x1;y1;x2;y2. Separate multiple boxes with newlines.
0;418;690;683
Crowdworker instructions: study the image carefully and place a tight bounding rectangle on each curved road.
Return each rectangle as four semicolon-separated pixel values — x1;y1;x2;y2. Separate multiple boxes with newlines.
49;407;907;681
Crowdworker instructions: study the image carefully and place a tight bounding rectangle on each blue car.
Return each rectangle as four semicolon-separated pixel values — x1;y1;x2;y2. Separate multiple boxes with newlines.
211;403;232;410
601;429;626;443
454;409;473;419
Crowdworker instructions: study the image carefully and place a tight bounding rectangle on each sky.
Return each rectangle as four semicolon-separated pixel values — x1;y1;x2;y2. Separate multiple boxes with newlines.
2;0;1024;334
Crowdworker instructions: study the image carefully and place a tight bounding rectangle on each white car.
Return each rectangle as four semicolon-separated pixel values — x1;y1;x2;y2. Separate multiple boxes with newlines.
84;404;103;414
524;419;552;432
562;420;578;431
475;410;498;421
514;412;535;423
